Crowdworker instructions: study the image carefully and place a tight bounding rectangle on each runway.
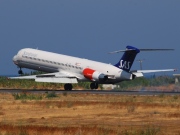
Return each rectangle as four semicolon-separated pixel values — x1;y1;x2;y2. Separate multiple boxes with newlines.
0;89;179;95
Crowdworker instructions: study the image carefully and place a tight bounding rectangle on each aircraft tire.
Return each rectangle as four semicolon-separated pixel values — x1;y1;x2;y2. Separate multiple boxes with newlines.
64;83;72;90
18;68;23;75
90;82;98;89
94;83;98;89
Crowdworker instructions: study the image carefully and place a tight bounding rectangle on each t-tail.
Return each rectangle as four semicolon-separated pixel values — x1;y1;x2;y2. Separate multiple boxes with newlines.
114;46;140;72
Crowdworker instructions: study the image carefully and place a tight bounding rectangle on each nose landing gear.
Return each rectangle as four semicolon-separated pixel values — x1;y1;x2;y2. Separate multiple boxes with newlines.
18;67;23;75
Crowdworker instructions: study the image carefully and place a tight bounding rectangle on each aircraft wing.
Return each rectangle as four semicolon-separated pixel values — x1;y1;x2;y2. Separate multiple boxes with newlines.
9;72;78;83
131;69;177;77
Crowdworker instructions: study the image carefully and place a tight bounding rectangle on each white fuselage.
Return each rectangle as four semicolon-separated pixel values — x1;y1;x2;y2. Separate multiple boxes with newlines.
13;48;133;84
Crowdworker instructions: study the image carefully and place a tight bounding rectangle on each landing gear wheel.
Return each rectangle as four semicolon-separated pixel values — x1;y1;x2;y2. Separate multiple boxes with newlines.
18;68;23;75
64;83;73;90
90;82;98;90
94;83;98;89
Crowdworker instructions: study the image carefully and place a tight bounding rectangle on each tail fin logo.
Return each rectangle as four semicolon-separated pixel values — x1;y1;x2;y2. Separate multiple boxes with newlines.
113;46;140;72
119;60;131;70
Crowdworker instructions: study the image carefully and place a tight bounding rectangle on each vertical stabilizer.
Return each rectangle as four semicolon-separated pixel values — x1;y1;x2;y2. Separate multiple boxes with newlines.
114;46;140;72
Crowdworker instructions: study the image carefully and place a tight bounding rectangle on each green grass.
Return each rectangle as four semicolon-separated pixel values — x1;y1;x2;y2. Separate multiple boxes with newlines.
12;91;59;100
12;93;43;100
45;91;58;99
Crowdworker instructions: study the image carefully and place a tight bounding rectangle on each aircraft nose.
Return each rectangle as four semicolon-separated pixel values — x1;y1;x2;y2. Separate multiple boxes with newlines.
13;55;18;64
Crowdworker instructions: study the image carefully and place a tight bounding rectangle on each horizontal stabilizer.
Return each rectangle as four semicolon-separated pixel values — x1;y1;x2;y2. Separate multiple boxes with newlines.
131;69;177;78
108;49;136;53
109;48;174;54
133;69;177;73
139;49;174;51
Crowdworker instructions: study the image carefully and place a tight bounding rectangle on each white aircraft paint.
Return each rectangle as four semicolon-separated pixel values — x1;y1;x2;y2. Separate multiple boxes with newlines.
10;46;176;90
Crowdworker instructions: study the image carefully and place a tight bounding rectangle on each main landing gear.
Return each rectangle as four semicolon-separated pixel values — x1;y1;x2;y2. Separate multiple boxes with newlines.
64;83;73;90
90;82;98;89
18;67;23;75
63;83;98;90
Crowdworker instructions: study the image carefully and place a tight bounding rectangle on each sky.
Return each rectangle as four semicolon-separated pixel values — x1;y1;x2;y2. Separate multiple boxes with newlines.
0;0;180;76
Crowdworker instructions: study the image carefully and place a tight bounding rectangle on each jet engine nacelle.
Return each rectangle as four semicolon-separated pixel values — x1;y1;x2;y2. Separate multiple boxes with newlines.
120;70;136;81
83;68;108;81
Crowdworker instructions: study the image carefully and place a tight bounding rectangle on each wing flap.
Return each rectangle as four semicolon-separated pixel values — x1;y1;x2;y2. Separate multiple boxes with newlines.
35;77;78;83
9;72;78;83
9;75;37;79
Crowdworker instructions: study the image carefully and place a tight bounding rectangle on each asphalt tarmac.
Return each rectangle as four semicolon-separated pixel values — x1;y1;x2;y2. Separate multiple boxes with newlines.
0;89;179;95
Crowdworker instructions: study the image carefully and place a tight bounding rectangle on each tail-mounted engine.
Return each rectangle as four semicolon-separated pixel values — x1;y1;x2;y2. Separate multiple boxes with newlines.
83;68;108;82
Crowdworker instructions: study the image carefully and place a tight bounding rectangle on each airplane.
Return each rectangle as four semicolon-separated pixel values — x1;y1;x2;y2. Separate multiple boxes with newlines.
10;46;176;90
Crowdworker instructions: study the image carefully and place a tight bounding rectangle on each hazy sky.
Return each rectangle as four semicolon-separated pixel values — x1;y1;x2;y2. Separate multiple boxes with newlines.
0;0;179;75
